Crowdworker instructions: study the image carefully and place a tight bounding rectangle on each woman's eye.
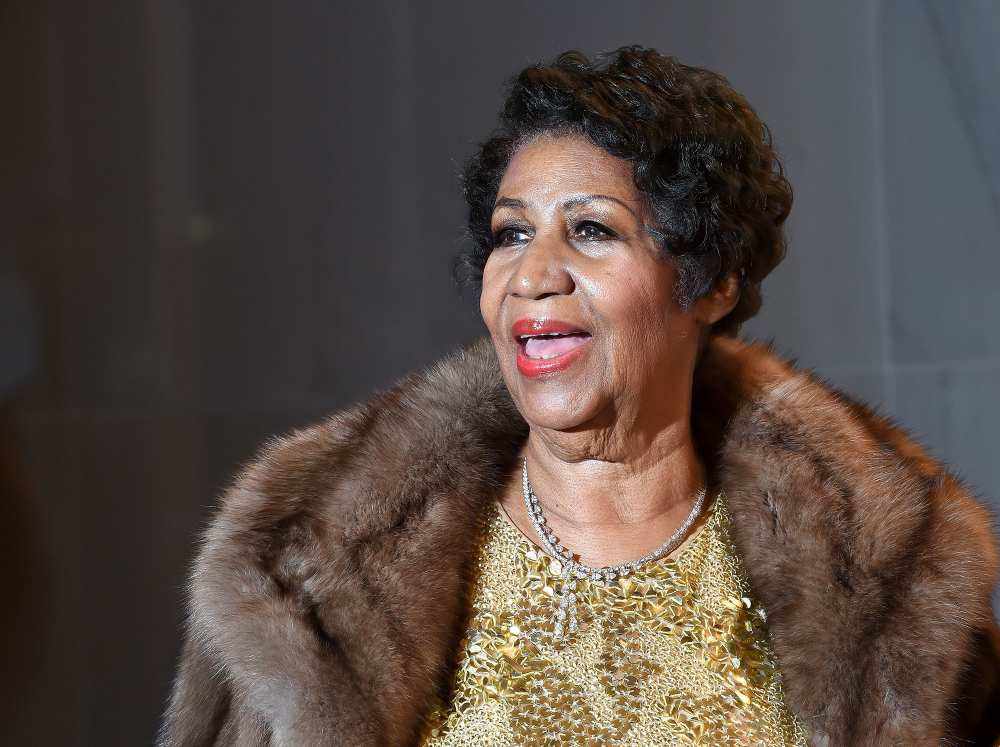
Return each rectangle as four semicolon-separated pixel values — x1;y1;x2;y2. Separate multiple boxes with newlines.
575;221;615;240
492;226;531;247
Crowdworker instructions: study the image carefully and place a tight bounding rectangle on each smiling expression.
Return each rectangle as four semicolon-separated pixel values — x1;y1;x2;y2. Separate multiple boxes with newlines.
479;133;719;435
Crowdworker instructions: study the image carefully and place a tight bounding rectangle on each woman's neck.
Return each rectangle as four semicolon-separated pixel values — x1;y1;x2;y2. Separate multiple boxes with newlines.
499;423;709;568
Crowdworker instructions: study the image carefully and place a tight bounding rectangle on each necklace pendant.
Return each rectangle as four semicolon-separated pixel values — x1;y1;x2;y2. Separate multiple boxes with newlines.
554;562;577;639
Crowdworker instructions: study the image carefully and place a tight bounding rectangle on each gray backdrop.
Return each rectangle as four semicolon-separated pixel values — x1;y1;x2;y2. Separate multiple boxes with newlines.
2;1;998;744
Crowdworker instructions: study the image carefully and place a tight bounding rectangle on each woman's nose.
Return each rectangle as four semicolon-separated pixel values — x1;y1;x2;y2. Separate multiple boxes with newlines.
507;235;575;299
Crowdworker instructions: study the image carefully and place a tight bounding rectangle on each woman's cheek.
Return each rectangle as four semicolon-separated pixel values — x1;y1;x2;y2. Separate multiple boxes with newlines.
479;264;504;334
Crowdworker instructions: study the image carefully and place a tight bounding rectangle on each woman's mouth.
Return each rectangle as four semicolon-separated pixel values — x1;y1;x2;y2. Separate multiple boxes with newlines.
521;333;591;360
511;319;593;378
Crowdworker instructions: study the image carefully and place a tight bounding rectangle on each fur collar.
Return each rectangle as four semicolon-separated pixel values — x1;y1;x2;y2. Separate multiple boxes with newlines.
163;334;1000;746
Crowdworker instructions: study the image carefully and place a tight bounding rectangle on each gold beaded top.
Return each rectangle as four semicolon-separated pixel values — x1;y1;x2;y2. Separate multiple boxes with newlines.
419;491;809;746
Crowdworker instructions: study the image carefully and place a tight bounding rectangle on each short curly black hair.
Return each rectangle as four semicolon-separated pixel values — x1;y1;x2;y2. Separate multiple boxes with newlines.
455;46;793;337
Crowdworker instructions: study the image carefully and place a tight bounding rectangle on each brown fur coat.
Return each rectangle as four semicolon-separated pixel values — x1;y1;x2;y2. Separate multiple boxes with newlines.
159;334;1000;746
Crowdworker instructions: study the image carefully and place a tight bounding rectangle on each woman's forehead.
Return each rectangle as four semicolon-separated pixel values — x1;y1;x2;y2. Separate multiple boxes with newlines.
497;133;640;207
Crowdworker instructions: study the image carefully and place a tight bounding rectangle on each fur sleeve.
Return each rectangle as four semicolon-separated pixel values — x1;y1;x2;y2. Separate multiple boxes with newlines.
158;410;388;746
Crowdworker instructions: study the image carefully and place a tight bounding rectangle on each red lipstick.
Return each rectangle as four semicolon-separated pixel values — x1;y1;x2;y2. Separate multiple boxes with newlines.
511;318;593;378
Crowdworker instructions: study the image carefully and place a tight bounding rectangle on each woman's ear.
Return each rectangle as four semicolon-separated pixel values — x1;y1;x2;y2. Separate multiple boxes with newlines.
697;271;741;326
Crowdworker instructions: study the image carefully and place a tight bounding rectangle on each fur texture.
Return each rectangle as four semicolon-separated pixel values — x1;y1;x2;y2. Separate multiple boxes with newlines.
159;335;1000;746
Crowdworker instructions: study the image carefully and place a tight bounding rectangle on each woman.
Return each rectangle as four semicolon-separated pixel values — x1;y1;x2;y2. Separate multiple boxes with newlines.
160;48;1000;746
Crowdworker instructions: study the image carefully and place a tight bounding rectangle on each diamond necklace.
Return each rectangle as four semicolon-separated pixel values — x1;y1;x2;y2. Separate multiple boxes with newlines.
521;456;708;638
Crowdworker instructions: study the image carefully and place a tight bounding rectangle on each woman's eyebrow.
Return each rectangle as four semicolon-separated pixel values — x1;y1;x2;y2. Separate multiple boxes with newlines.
492;196;527;213
491;193;639;219
562;194;639;219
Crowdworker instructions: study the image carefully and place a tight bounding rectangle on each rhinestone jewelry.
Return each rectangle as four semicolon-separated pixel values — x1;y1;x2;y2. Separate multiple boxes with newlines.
521;456;707;638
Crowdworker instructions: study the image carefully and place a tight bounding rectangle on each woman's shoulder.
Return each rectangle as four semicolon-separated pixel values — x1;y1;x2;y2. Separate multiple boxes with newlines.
697;334;1000;743
183;336;528;647
184;336;514;624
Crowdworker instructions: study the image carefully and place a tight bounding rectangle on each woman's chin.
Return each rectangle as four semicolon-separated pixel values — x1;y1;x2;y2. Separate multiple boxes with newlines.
513;389;602;433
498;341;606;430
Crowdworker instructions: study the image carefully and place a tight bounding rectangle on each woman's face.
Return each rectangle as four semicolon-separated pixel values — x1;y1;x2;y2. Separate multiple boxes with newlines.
480;133;730;436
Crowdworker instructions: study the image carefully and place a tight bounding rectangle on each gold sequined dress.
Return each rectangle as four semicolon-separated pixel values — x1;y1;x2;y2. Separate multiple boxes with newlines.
420;491;809;746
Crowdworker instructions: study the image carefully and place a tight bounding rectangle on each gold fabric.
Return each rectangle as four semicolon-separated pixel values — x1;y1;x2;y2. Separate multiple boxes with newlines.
419;491;809;746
